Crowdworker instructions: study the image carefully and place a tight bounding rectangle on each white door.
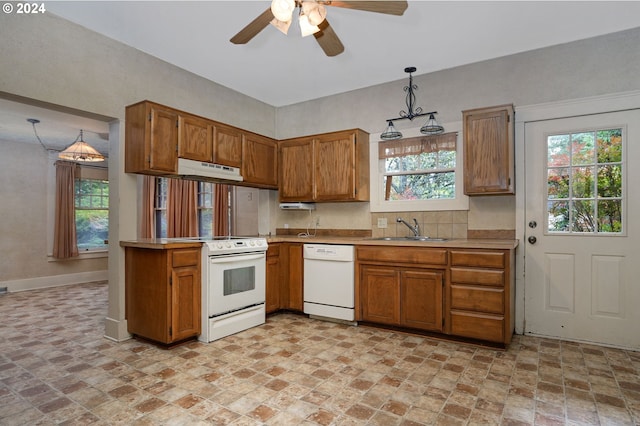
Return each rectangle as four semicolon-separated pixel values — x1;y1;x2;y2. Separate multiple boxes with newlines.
524;109;640;350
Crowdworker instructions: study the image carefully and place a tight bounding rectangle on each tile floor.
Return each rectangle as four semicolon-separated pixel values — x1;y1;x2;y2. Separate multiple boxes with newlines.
0;281;638;425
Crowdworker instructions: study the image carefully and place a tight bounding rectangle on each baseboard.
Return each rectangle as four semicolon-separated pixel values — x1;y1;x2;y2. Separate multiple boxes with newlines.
2;270;108;293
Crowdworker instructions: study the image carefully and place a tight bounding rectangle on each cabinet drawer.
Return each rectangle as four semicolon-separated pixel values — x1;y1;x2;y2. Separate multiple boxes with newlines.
451;285;504;314
450;311;504;343
450;267;504;287
267;244;280;257
450;250;505;269
172;249;200;267
357;246;447;266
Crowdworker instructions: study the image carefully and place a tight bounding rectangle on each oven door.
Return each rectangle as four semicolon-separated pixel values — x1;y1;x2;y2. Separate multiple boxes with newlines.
207;252;266;317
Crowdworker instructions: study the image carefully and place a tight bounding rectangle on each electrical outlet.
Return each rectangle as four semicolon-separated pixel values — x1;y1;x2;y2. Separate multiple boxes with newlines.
377;218;388;228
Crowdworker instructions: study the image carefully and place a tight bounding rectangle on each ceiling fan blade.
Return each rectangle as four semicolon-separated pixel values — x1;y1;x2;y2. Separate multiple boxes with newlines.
230;7;274;44
314;19;345;57
324;1;408;16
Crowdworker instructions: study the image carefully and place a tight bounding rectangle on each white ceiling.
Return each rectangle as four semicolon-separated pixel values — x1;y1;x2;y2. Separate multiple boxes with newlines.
3;1;640;154
45;0;640;107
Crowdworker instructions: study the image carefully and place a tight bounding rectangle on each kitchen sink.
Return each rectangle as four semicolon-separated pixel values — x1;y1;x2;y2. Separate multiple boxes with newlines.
369;236;449;242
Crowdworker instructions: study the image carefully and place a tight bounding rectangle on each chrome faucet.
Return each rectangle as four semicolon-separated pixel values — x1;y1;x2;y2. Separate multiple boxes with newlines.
397;217;420;237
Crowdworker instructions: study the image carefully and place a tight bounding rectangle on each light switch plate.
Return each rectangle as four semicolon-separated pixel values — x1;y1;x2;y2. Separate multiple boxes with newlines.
377;218;388;228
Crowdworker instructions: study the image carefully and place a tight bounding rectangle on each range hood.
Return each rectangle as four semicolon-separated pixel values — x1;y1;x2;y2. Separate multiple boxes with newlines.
177;158;243;182
279;202;316;210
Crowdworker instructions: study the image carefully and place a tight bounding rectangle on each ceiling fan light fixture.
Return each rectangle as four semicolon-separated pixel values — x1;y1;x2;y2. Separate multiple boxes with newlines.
270;17;291;35
420;113;445;135
380;121;403;140
299;13;320;37
301;1;326;26
271;0;295;22
58;130;105;162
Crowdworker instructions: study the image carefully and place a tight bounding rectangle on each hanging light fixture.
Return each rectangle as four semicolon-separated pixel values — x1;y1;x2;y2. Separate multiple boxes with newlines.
380;67;444;140
270;0;325;37
58;129;105;162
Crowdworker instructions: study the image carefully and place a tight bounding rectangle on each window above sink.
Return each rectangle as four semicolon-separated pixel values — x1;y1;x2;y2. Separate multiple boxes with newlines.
369;122;469;213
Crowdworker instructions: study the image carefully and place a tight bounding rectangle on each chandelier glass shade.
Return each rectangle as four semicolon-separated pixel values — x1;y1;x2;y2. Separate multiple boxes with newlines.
270;0;325;37
380;67;445;141
58;130;105;162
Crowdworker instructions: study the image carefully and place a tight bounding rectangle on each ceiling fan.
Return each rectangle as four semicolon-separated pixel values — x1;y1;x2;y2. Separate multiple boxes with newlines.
230;1;408;57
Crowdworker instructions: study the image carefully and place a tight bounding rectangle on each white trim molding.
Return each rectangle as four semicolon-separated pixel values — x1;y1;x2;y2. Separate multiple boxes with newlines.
2;270;107;293
513;90;640;335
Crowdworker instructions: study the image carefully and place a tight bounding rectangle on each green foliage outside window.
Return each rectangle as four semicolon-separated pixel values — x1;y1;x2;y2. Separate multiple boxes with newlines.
75;178;109;250
547;129;622;233
384;150;456;200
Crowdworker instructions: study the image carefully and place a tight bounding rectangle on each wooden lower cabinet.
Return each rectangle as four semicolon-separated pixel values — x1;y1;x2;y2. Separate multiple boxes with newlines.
448;249;514;344
357;245;514;345
125;246;201;345
266;244;281;314
265;242;304;313
360;266;443;331
358;246;445;333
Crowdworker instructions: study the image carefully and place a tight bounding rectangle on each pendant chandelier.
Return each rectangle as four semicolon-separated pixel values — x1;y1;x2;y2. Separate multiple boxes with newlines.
58;129;105;162
380;67;444;140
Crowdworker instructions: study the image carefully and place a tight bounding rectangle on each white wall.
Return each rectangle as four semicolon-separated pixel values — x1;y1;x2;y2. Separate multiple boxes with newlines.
274;27;640;232
0;139;108;291
1;12;276;340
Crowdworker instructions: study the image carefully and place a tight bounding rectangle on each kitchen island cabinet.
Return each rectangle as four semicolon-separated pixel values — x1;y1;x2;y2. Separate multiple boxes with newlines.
124;244;201;345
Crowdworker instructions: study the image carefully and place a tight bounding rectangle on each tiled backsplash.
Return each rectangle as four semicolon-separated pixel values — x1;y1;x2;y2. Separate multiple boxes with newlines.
370;211;468;239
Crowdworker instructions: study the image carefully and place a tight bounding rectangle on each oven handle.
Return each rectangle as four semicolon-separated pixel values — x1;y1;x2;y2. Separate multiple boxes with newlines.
209;253;266;264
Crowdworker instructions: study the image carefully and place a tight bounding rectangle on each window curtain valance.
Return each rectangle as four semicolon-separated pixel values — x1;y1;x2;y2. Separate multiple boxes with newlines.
378;132;457;159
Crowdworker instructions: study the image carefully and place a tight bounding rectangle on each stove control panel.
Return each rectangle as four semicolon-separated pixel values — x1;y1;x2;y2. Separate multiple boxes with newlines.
204;238;268;255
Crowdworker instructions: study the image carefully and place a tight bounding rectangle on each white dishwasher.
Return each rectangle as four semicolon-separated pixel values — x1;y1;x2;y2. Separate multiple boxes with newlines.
303;244;355;322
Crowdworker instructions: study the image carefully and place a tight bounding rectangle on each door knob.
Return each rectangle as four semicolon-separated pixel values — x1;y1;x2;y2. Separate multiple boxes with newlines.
528;236;537;244
528;220;537;229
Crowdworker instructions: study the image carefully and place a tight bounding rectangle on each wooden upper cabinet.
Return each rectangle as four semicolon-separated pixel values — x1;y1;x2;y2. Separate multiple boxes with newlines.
315;131;357;201
463;104;514;195
213;123;243;168
178;114;212;162
242;133;278;188
278;129;369;202
125;101;178;174
279;138;315;202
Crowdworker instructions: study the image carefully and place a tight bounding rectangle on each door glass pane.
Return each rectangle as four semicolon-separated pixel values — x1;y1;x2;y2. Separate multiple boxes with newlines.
546;128;623;234
572;166;594;198
547;168;569;198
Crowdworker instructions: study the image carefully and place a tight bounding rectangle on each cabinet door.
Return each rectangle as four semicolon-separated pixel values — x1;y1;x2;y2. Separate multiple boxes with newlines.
401;270;443;331
178;114;212;162
314;132;356;201
149;106;179;173
213;123;243;168
170;264;201;342
266;245;281;314
279;139;314;202
463;104;514;195
285;243;304;311
360;265;400;325
243;133;278;188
